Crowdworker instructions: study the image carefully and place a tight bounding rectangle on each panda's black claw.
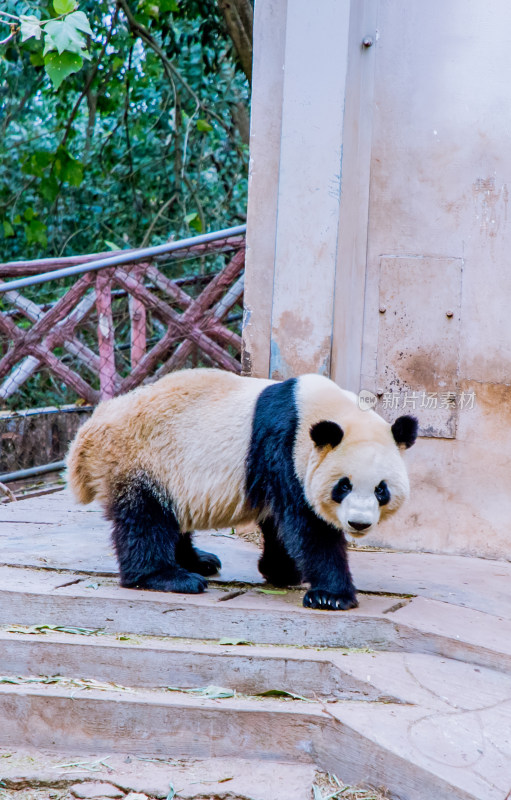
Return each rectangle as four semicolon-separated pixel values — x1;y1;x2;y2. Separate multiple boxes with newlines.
193;548;222;576
303;588;358;611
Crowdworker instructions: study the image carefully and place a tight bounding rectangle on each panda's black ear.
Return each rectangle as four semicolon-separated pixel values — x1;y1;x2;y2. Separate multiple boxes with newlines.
310;420;344;449
391;415;418;449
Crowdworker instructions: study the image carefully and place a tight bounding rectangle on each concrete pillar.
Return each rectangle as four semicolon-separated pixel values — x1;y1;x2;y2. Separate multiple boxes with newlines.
244;0;371;381
241;0;287;377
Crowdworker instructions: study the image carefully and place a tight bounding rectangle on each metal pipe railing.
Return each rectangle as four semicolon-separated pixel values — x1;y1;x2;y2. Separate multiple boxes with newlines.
0;460;66;483
0;224;246;294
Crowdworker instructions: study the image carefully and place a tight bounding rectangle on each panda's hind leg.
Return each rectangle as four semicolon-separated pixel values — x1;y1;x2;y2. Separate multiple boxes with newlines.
107;473;207;593
258;516;302;587
176;532;222;576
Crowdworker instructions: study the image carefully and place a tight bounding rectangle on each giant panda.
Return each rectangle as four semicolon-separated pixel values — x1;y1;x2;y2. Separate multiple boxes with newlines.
66;368;417;610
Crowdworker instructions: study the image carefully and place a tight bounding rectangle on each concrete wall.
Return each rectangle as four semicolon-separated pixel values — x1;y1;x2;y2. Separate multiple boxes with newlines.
358;0;511;559
244;0;511;559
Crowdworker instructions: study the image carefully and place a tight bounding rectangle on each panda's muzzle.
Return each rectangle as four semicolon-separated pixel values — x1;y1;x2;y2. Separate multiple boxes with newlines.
338;494;379;534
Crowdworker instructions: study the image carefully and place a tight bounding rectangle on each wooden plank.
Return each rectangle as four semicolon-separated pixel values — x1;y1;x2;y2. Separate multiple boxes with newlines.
0;632;360;699
2;564;511;674
0;683;324;762
0;684;495;799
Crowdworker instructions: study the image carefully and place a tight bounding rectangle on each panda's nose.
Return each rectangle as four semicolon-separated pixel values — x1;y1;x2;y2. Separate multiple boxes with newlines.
348;521;371;532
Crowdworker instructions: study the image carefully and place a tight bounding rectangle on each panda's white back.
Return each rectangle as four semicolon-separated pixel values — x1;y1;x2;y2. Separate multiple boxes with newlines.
67;368;274;529
146;369;274;529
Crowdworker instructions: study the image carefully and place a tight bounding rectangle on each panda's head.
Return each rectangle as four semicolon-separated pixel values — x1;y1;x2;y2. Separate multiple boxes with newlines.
304;414;418;538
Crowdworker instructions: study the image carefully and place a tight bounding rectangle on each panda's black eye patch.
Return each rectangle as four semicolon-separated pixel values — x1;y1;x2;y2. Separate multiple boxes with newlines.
375;480;391;506
332;477;352;503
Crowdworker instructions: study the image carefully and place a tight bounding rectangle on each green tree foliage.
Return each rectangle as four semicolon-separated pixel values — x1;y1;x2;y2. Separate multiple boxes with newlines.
0;0;250;261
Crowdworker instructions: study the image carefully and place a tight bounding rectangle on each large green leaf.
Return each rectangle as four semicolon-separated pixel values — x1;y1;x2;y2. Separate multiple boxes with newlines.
160;0;179;11
197;118;213;133
62;157;84;187
184;211;202;232
19;15;42;42
22;151;52;178
40;175;60;202
3;221;14;238
53;0;78;14
44;12;91;56
30;52;45;67
44;51;83;89
66;11;93;36
25;219;47;246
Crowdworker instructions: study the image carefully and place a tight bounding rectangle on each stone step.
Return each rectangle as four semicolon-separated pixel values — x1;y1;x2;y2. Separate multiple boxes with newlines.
2;493;511;800
4;489;511;622
1;565;511;673
0;681;327;763
1;611;510;799
0;629;390;702
0;748;317;800
0;675;506;800
326;652;511;800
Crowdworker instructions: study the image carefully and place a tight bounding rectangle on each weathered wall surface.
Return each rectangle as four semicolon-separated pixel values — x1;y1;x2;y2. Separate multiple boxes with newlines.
245;0;511;558
358;0;511;558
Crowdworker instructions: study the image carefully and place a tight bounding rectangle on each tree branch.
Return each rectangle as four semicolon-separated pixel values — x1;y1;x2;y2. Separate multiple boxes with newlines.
140;194;177;248
116;0;239;141
217;0;253;85
59;5;120;152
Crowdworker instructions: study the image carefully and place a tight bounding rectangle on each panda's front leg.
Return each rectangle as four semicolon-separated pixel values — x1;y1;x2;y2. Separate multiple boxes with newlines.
302;548;359;611
258;516;302;587
280;507;358;610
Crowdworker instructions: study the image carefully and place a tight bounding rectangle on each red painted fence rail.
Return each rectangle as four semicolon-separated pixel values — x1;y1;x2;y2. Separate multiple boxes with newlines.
0;229;246;405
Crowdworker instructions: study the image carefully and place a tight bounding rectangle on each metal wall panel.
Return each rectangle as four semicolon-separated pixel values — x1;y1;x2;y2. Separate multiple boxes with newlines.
376;257;462;438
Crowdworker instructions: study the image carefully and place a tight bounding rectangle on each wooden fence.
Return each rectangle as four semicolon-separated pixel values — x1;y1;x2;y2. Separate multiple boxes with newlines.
0;232;245;405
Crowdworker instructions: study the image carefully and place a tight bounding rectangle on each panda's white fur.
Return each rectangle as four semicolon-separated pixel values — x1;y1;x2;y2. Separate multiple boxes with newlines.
293;374;410;536
67;369;273;529
67;368;416;609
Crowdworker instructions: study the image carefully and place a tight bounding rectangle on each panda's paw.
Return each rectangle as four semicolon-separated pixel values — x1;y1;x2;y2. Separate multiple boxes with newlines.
137;567;208;594
303;588;359;611
193;548;222;576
